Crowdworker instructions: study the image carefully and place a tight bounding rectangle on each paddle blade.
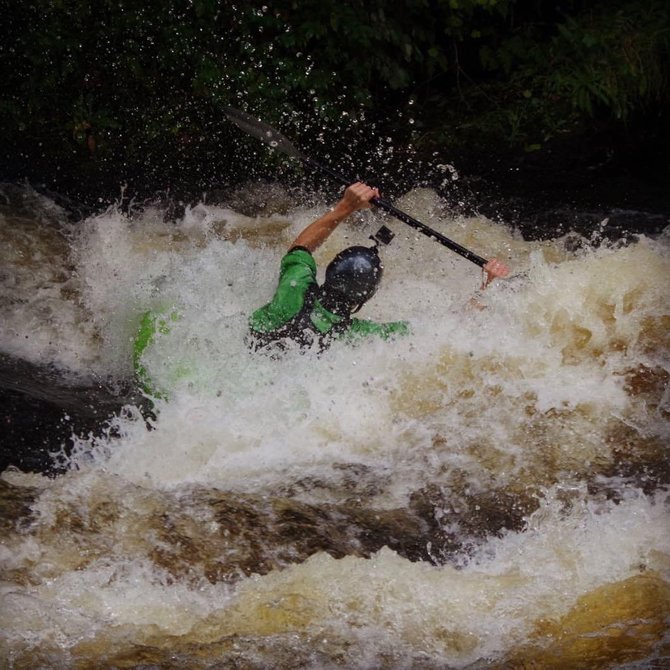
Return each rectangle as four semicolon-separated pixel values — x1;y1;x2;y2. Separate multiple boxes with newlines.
225;107;304;160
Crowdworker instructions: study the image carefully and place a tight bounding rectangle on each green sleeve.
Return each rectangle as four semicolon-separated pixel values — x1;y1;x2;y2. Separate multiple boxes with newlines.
133;308;180;397
345;318;411;341
249;248;317;333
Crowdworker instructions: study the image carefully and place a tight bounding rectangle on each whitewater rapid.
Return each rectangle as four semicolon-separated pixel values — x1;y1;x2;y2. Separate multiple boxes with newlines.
1;183;668;668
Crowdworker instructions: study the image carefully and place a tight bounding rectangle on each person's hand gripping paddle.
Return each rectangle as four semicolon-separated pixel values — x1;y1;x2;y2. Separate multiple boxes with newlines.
225;107;510;279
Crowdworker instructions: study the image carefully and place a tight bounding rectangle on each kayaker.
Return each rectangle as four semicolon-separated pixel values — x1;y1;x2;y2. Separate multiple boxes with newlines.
247;182;510;352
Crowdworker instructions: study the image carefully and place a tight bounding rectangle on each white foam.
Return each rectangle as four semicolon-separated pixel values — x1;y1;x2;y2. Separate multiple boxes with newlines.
10;190;648;499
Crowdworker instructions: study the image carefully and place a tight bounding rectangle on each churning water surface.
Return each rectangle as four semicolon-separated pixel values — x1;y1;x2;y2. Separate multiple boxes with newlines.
0;182;669;669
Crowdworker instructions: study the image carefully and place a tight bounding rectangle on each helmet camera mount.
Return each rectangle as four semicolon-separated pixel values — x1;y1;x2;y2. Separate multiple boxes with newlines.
369;225;394;247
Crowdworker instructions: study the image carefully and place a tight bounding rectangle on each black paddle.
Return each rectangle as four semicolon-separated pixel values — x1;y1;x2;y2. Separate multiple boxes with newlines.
225;107;488;268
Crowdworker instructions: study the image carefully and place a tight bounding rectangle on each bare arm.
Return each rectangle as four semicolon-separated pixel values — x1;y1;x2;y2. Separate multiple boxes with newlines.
290;182;380;252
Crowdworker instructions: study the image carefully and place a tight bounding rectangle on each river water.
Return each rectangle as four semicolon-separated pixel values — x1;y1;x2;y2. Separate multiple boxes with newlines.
1;182;669;669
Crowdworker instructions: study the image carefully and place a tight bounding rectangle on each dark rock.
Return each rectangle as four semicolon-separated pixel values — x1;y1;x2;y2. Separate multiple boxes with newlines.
0;353;151;475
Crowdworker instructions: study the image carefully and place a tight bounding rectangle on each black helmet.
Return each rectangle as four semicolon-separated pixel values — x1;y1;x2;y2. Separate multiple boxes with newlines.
322;245;383;314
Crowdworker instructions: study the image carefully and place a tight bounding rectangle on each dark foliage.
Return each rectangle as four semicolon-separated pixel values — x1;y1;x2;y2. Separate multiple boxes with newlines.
1;0;668;203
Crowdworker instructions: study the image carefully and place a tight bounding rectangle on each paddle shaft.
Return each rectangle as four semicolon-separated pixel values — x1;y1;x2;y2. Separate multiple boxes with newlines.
224;107;488;268
303;157;488;268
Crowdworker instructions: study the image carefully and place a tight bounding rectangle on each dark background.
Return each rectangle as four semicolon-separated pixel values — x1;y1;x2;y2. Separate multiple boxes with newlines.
1;0;669;232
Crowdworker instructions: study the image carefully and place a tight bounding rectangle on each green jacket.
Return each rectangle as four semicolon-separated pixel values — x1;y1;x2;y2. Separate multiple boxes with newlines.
248;247;409;349
133;308;181;397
